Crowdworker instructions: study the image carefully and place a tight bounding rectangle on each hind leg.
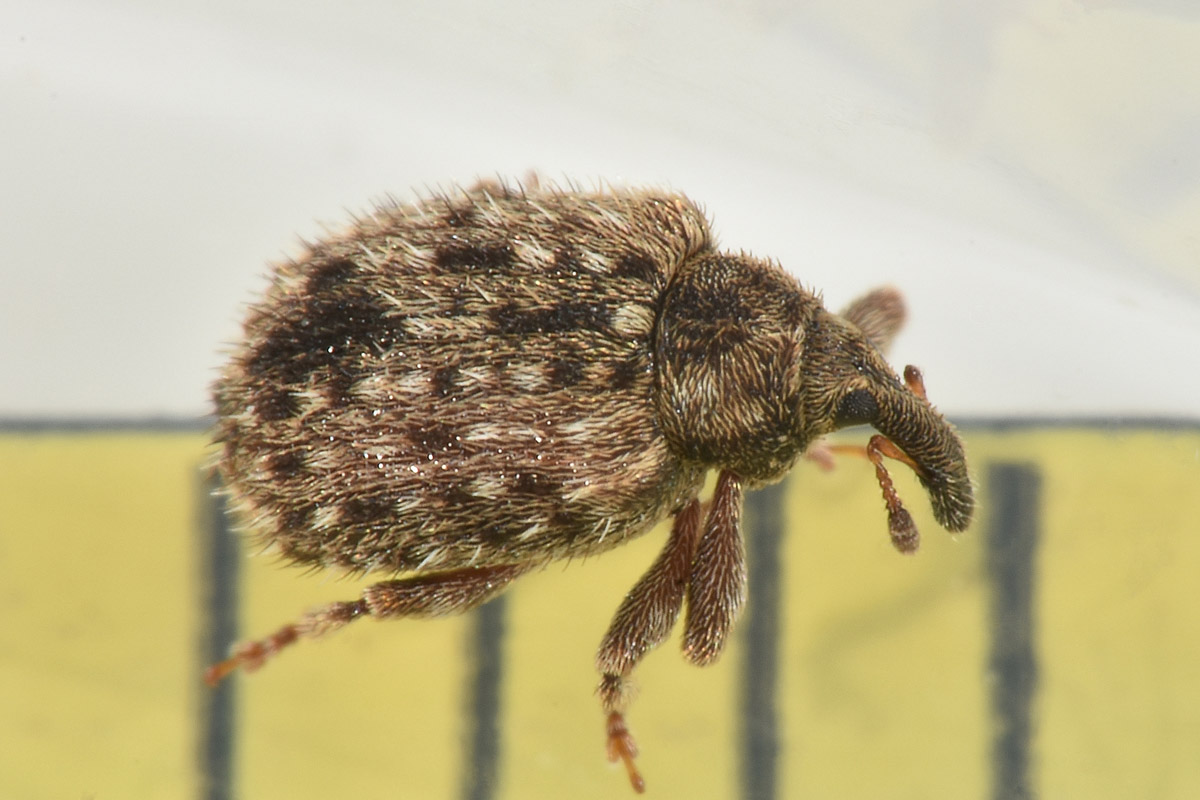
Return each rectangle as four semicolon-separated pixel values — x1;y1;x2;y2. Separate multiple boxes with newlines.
205;562;532;686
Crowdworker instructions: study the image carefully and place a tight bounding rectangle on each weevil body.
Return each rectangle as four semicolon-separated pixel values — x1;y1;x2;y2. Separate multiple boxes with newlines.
210;179;974;792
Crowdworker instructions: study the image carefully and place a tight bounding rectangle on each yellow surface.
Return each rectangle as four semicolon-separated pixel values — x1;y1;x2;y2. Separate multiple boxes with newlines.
234;539;469;798
0;432;201;800
781;459;990;800
2;425;1198;798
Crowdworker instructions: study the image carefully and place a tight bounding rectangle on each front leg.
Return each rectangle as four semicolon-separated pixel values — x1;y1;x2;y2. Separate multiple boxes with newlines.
595;498;702;793
683;470;746;666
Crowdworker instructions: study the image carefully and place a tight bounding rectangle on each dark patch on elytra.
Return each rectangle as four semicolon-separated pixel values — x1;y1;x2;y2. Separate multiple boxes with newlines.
247;289;405;386
305;258;358;297
609;355;646;391
490;300;611;336
513;471;561;497
435;242;514;273
342;494;395;526
611;250;661;285
277;503;315;534
553;247;581;275
264;450;306;480
548;356;586;388
431;364;459;397
417;420;462;452
324;369;357;408
442;484;476;507
254;388;300;422
478;524;511;548
549;508;588;546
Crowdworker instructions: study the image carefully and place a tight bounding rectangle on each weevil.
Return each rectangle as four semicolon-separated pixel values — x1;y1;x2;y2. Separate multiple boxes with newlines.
206;178;974;792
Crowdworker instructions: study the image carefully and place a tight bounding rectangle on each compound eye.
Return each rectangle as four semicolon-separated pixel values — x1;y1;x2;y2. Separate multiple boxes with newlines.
833;388;879;429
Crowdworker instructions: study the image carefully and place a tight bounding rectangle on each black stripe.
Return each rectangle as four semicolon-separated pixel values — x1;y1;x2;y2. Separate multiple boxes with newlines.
985;463;1042;800
196;471;239;800
462;596;507;800
741;478;787;800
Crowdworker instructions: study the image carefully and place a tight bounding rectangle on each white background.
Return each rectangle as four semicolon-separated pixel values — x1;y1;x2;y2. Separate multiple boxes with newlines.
3;0;1198;419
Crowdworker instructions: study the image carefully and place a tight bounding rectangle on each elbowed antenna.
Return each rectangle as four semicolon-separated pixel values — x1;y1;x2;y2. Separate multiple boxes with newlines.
868;365;974;533
833;362;971;556
827;359;974;552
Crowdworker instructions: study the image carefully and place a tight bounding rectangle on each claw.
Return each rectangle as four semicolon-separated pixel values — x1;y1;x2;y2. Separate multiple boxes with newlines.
203;624;299;686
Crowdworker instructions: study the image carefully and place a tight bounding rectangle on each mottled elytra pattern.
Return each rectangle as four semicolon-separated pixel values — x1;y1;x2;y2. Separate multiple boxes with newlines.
217;184;712;574
210;178;975;794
